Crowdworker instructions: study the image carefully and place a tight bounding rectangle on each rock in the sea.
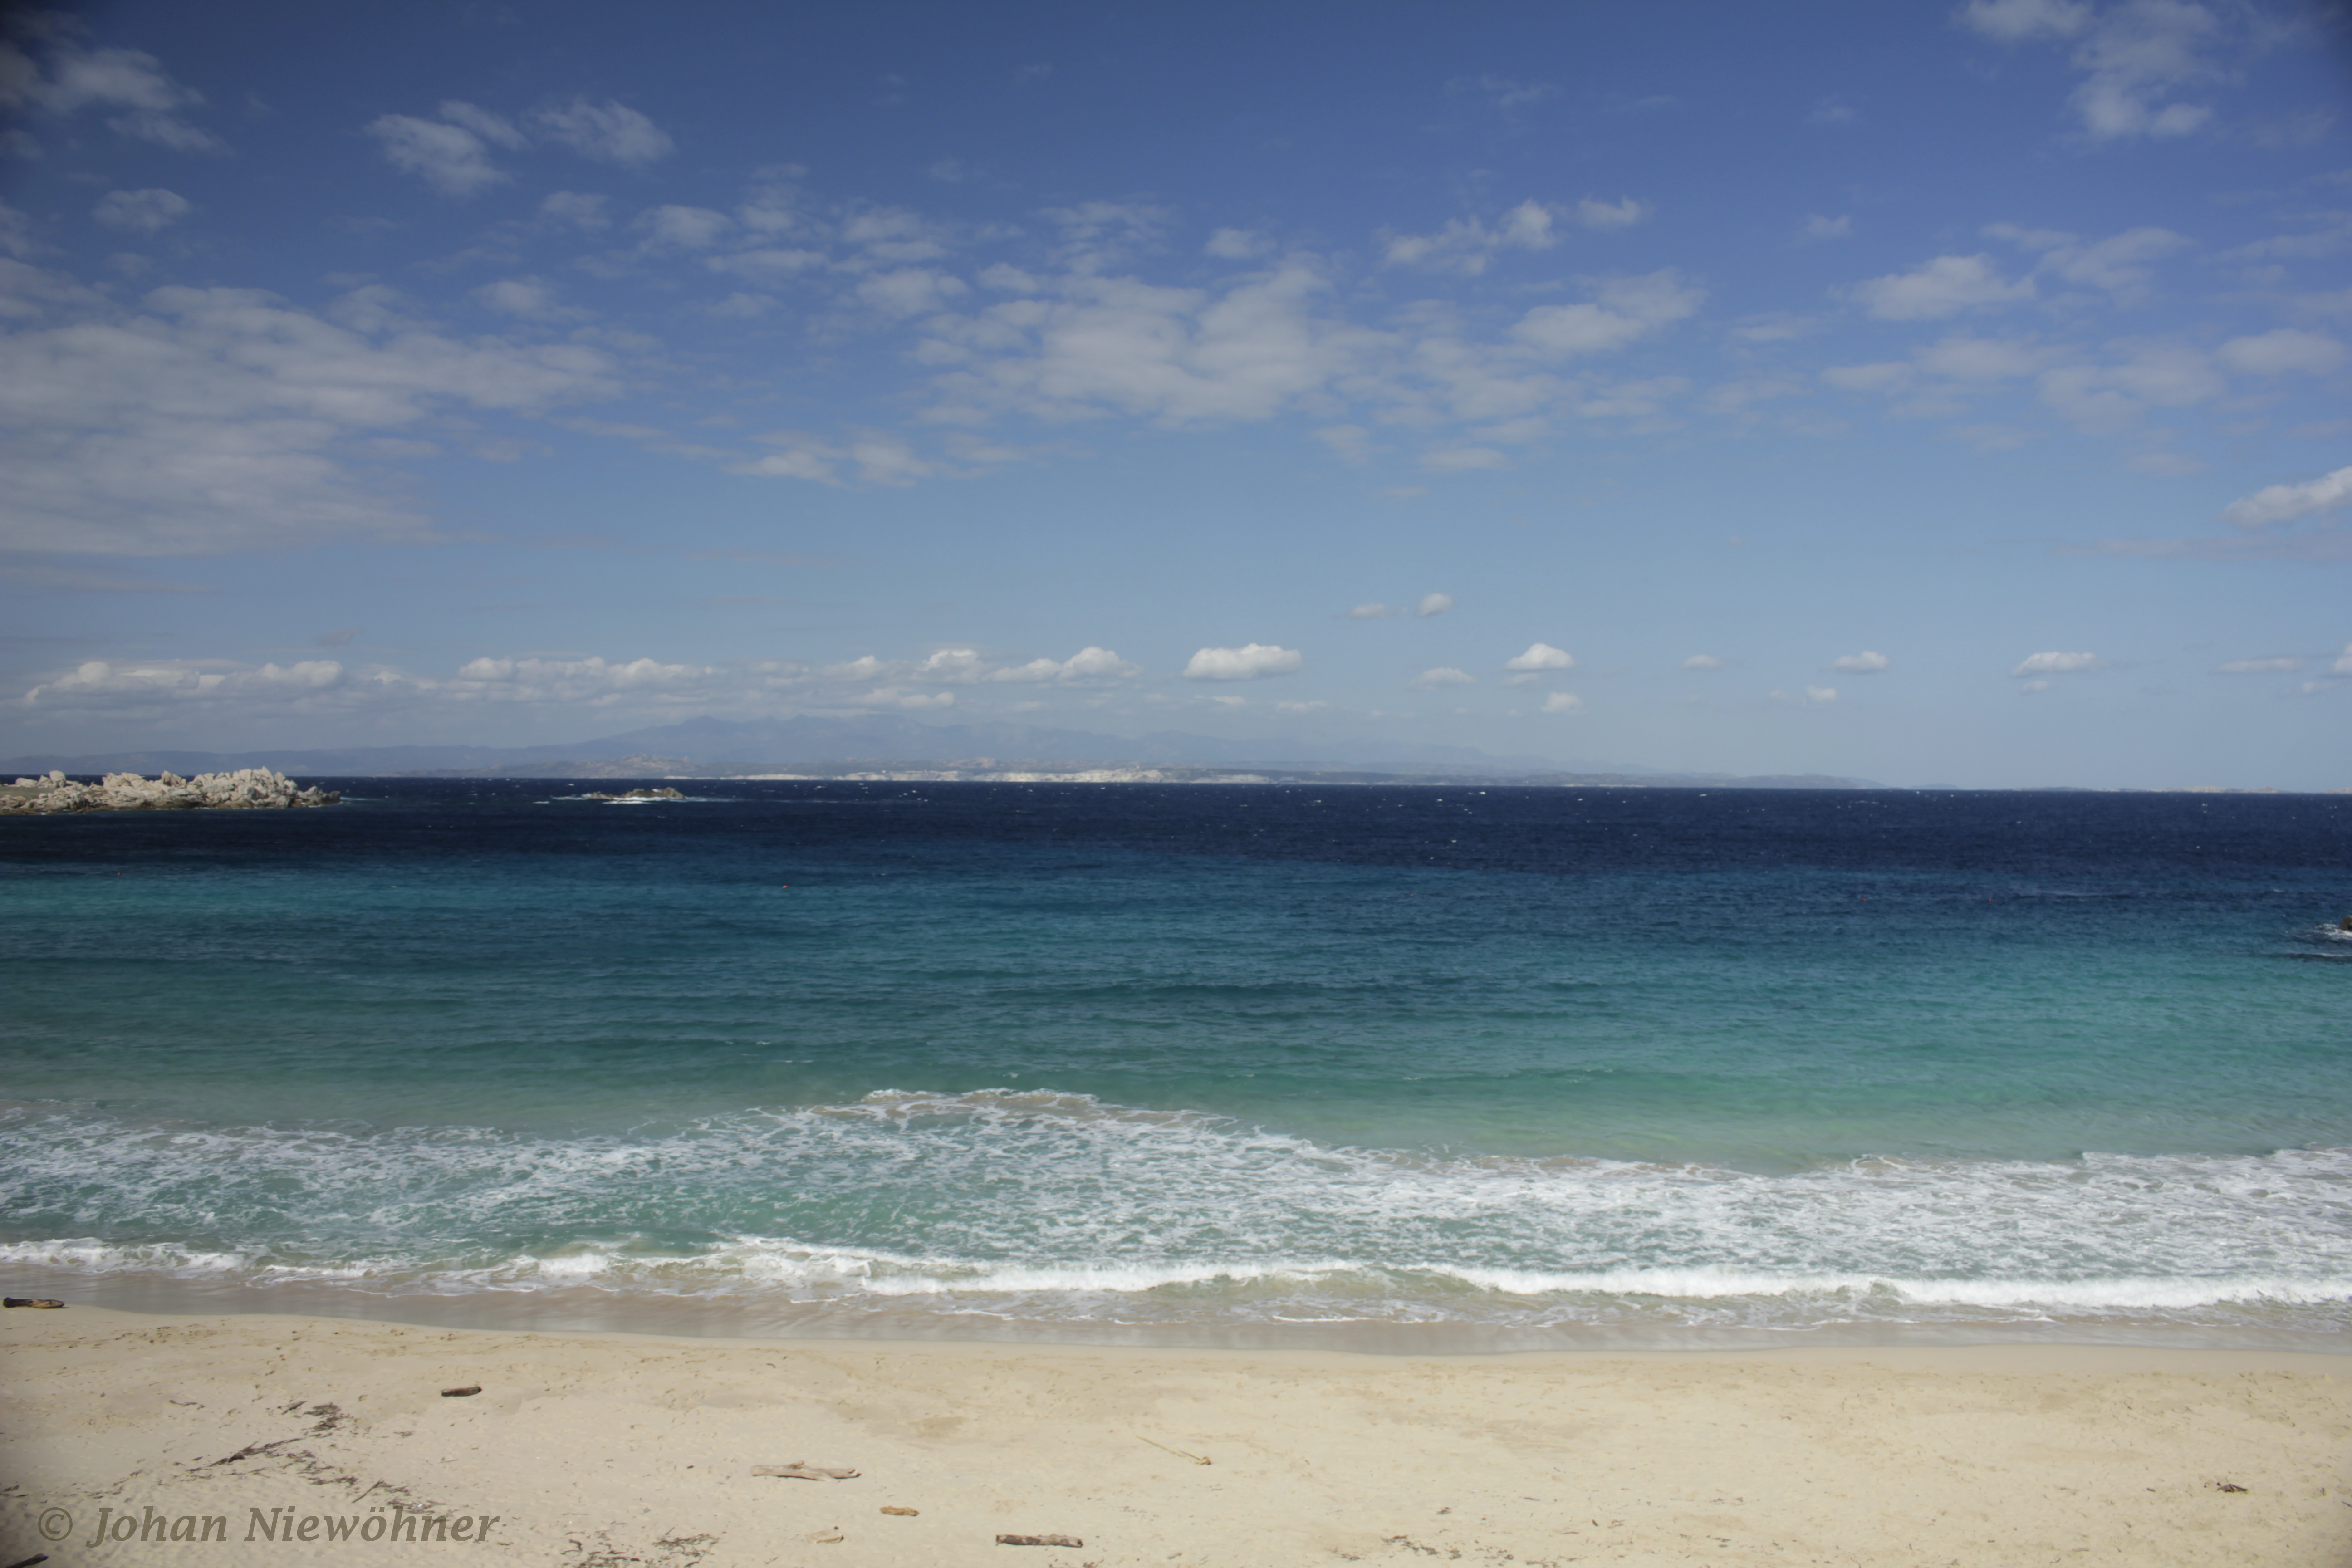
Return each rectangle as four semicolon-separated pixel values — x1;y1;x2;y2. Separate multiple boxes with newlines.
1;768;341;814
582;786;686;801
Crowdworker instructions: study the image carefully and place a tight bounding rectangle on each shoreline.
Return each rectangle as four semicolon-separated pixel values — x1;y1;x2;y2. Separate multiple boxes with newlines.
5;1305;2346;1566
10;1263;2349;1360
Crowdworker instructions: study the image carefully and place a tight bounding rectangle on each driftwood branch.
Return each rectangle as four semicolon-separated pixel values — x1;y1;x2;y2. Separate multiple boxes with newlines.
996;1534;1083;1547
753;1463;861;1481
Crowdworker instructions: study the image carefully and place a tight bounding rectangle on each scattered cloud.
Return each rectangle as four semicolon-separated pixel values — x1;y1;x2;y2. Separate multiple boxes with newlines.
1804;684;1838;703
1802;214;1854;242
92;188;191;234
1826;650;1890;672
369;98;672;195
1409;666;1475;689
2215;329;2345;377
1204;228;1274;260
1345;603;1399;620
532;98;674;167
636;204;733;250
0;270;620;555
1512;270;1705;357
1385;200;1563;275
2215;655;2303;673
2220;465;2352;528
1681;654;1726;670
984;646;1140;684
1959;0;2226;141
1576;196;1651;231
1850;255;2034;320
2010;650;2107;676
1540;691;1584;714
366;111;510;195
1504;642;1575;671
0;37;224;152
1181;643;1303;680
1416;593;1455;617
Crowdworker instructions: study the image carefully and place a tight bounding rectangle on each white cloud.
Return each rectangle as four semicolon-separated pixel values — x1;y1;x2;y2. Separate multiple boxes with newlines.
1964;0;2226;140
1345;603;1398;619
1512;270;1704;357
2337;644;2352;676
1850;255;2034;320
2010;651;2107;676
1803;685;1839;703
1912;334;2049;382
911;647;988;683
923;261;1369;426
986;646;1140;684
0;40;223;152
27;657;343;709
858;267;968;317
369;98;670;196
1408;666;1475;689
436;100;525;149
2217;329;2346;377
1540;691;1584;714
636;205;733;250
1416;592;1454;617
1204;228;1273;259
2220;466;2352;529
366;113;508;195
1826;650;1890;672
1385;200;1562;275
1182;643;1303;680
533;99;674;167
1802;214;1854;242
472;276;571;318
1989;224;2188;302
1681;654;1726;670
2215;655;2303;673
2018;678;2053;692
92;188;191;234
1576;197;1651;230
2037;344;2222;432
0;273;620;555
1957;0;2093;41
1504;642;1575;671
872;688;956;709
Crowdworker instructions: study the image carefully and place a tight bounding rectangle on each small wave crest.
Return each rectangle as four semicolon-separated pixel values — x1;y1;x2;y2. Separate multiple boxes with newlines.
4;1090;2349;1335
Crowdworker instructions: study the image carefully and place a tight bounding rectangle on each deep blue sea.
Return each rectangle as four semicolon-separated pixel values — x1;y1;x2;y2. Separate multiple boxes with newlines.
3;781;2348;1350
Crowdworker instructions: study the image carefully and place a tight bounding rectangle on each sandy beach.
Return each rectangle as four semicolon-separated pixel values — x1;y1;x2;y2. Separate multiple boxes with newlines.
1;1306;2344;1567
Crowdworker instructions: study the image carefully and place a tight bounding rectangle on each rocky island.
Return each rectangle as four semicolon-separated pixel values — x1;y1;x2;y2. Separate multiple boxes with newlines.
1;769;341;814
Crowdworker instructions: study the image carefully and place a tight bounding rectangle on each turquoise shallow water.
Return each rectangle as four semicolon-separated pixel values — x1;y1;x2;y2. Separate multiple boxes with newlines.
2;781;2347;1348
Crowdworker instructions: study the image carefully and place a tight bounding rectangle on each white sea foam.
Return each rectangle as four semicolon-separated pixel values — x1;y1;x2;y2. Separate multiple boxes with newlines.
4;1091;2348;1334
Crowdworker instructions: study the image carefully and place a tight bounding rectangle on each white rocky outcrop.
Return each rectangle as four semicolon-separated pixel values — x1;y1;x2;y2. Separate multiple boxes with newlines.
1;769;341;814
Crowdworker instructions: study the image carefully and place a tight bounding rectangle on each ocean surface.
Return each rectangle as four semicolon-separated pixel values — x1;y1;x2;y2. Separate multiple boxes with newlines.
2;780;2348;1352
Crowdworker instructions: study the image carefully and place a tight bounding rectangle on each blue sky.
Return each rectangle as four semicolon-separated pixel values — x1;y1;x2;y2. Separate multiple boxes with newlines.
2;0;2348;786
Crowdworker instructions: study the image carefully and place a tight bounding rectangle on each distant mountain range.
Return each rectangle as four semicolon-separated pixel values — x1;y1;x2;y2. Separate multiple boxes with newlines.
1;714;1879;789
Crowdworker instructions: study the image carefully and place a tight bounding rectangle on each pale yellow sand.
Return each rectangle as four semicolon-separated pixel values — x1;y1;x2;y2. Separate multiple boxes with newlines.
3;1307;2347;1566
